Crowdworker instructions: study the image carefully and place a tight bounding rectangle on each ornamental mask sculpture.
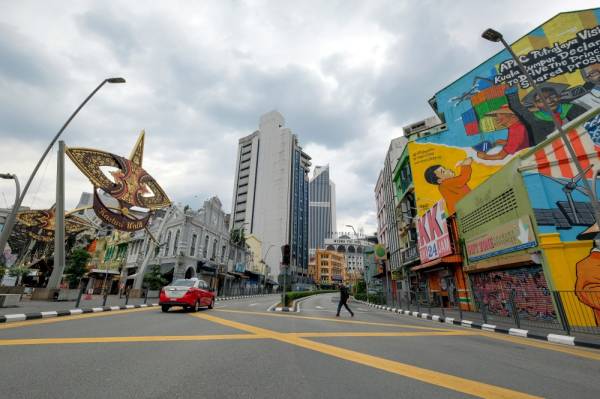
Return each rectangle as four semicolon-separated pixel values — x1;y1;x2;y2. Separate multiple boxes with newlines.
66;131;171;231
16;206;90;242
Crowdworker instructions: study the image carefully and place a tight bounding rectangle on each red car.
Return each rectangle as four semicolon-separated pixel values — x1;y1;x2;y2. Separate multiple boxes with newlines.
159;278;216;312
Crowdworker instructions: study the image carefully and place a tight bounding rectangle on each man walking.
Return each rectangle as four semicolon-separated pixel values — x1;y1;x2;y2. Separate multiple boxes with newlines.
336;283;354;317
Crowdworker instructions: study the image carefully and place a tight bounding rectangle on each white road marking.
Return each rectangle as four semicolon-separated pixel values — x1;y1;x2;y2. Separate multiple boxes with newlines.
315;306;324;309
249;303;258;307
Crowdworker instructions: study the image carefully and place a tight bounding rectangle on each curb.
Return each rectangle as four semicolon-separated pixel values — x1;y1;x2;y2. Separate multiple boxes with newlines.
0;294;276;324
0;303;159;324
359;301;600;350
215;294;274;302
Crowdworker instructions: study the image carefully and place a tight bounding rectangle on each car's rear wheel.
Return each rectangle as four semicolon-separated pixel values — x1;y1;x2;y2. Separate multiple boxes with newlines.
161;305;170;313
208;298;215;309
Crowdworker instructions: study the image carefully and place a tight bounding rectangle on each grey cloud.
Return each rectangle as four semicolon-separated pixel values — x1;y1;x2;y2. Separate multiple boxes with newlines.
75;7;139;64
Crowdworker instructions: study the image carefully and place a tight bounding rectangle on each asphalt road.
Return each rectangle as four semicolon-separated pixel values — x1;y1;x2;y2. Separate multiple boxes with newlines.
1;293;599;399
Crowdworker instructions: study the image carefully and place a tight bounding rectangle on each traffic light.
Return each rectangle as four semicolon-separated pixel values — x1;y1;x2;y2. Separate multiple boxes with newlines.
281;244;290;265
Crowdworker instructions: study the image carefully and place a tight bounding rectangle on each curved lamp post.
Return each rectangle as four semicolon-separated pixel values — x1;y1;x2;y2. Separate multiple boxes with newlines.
0;78;126;255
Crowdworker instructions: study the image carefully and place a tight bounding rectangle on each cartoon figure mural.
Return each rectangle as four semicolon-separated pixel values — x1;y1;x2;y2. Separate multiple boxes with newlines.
409;9;600;218
424;158;473;215
574;224;600;325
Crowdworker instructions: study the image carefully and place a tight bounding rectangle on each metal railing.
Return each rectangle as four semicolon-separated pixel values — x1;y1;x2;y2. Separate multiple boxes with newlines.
387;288;600;337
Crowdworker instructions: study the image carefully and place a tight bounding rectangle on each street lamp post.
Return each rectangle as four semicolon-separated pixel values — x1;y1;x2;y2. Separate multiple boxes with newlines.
0;77;126;256
345;224;358;238
482;28;600;223
261;244;276;294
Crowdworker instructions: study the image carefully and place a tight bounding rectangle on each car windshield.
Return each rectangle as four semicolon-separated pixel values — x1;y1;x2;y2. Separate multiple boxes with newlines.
170;279;195;287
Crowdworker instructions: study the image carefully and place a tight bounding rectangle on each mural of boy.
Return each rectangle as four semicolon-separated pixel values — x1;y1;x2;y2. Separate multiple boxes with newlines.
575;223;600;326
476;105;530;161
424;157;472;215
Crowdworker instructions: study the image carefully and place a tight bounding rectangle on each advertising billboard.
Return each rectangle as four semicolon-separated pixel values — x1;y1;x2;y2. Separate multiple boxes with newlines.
416;200;452;263
410;8;600;217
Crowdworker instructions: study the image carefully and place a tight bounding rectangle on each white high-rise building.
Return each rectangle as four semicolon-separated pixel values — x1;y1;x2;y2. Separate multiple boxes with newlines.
230;111;310;281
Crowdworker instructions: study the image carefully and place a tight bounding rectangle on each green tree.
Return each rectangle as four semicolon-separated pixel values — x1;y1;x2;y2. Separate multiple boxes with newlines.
0;265;6;281
144;265;168;290
64;247;91;289
9;265;30;286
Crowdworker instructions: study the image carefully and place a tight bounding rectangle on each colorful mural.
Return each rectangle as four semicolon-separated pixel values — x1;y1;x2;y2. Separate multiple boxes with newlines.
410;8;600;217
470;266;555;321
520;111;600;327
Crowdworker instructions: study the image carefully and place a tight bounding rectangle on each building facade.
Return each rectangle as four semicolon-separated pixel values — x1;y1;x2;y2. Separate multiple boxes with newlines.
308;249;346;287
309;165;337;255
230;110;310;284
374;137;406;303
121;197;251;295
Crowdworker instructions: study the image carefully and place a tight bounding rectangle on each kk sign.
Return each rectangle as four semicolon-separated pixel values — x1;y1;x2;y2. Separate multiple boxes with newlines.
417;200;452;263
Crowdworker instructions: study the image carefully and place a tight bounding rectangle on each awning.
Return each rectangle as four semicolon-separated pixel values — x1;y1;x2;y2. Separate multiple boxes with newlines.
227;272;249;279
89;269;121;275
411;254;463;272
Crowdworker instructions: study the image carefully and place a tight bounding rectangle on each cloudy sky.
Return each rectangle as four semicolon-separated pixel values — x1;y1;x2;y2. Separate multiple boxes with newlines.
0;0;597;235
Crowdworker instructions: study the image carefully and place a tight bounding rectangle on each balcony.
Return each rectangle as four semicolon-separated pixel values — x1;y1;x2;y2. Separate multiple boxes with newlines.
401;246;419;265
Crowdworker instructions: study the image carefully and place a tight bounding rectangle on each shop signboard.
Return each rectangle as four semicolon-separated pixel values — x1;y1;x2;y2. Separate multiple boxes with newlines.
465;216;537;262
417;199;452;263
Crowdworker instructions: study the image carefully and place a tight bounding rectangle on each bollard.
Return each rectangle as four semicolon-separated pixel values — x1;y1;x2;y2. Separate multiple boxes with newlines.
455;290;463;321
552;291;571;336
481;301;488;324
509;290;520;329
144;288;148;304
75;285;85;308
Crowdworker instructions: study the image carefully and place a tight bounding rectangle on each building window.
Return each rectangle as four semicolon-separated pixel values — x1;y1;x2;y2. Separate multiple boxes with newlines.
164;231;171;256
211;240;217;260
190;234;197;256
221;245;226;263
173;230;180;256
203;235;209;258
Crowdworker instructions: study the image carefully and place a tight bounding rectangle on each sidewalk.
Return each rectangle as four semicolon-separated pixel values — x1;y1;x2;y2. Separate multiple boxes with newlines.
363;300;600;349
0;295;159;316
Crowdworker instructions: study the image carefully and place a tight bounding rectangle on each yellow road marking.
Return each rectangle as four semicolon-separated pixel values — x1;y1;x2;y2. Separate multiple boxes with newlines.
214;309;451;331
0;334;263;346
0;307;155;330
192;312;541;399
291;331;477;338
473;330;600;362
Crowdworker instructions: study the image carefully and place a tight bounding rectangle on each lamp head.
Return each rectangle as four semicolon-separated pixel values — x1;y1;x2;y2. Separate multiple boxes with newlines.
482;28;503;42
106;77;126;84
0;173;15;179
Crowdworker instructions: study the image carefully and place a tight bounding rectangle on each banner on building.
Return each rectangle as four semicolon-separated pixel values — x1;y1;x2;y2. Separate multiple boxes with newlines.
417;200;452;263
465;216;537;262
